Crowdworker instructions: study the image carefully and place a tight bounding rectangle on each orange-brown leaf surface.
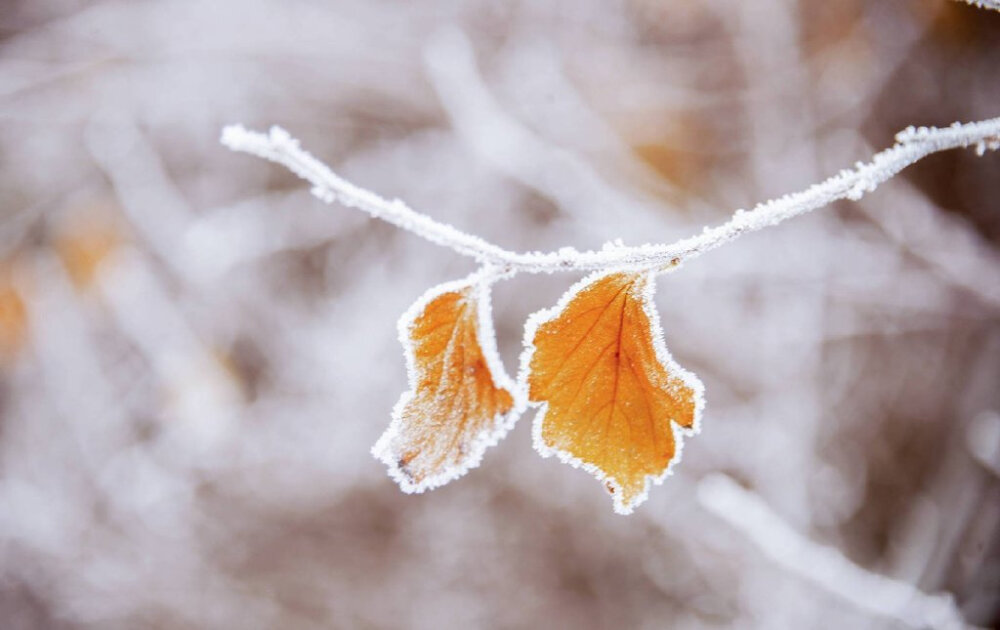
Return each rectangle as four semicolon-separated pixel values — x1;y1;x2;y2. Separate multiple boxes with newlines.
525;271;702;513
373;278;518;492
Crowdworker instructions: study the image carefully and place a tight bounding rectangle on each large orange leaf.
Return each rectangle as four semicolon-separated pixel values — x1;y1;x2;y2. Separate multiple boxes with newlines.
373;275;522;492
522;271;703;514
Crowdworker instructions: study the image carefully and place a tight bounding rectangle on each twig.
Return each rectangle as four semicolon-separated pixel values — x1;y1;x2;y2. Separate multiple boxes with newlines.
221;117;1000;275
957;0;1000;12
697;474;971;630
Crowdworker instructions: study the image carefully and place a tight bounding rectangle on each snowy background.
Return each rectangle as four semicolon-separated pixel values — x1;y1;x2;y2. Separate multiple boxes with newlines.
1;1;999;628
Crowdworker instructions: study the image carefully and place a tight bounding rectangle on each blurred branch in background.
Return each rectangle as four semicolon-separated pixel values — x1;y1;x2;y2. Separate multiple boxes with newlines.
697;473;967;630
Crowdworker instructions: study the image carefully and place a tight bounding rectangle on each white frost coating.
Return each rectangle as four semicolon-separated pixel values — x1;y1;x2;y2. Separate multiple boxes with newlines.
222;117;1000;275
698;474;968;630
517;270;705;515
371;267;526;494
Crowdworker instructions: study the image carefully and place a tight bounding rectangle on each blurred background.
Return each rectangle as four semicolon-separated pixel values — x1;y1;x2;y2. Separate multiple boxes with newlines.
1;0;999;628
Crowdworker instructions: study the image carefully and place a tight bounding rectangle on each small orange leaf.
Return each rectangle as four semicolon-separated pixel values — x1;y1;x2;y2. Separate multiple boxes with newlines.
373;274;522;492
523;271;703;514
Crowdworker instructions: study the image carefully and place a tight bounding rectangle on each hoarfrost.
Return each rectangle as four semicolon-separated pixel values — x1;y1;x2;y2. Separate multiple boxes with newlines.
224;116;1000;276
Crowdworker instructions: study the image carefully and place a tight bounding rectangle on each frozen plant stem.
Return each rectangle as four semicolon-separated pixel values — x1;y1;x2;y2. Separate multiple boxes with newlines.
221;117;1000;276
958;0;1000;12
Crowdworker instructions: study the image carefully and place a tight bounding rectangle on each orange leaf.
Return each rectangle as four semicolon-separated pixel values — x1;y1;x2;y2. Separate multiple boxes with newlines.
522;271;703;514
373;274;522;492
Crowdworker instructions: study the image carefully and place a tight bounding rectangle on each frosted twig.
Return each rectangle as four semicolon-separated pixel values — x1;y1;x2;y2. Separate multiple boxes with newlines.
697;474;970;630
222;116;1000;275
219;125;517;266
957;0;1000;12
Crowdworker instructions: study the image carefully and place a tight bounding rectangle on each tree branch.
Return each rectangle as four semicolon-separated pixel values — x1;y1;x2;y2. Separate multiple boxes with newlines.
222;117;1000;275
958;0;1000;12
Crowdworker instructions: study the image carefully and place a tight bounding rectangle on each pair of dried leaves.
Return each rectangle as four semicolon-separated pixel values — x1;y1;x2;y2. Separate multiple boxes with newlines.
372;270;703;514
